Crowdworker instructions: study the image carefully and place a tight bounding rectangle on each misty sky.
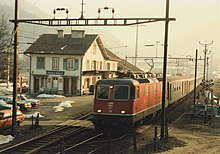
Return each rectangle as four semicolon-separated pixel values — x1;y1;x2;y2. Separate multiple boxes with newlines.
22;0;220;71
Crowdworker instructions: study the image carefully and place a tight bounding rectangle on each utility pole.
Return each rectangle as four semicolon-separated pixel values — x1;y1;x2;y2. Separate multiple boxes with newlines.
161;0;170;139
80;0;85;19
193;49;198;105
134;24;139;66
12;0;19;136
206;57;209;80
199;41;213;81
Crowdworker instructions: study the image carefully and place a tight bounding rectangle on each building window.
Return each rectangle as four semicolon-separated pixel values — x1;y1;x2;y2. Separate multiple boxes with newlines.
106;63;110;70
92;60;97;70
67;59;74;70
36;57;45;69
96;61;99;70
63;58;74;70
86;60;90;70
112;63;116;70
93;43;97;55
99;61;102;70
52;57;59;70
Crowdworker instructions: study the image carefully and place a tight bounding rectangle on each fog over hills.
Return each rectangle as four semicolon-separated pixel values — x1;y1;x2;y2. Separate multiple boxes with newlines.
1;0;219;74
0;0;59;54
0;0;125;56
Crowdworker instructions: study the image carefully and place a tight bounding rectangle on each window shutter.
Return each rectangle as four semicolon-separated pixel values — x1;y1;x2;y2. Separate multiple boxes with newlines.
74;59;79;70
63;59;67;70
72;59;74;70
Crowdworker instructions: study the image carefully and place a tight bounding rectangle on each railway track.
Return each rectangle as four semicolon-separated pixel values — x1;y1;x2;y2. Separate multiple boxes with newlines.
0;113;94;154
0;93;195;154
61;133;134;154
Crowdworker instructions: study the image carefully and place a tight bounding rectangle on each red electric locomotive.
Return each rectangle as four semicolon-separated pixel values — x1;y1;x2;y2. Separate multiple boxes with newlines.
92;73;202;132
92;73;164;131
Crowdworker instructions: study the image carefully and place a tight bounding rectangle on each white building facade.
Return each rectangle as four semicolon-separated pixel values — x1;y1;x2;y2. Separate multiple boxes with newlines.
25;30;118;96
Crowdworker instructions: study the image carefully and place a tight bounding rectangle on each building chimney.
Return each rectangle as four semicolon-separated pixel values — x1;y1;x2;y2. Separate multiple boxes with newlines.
58;30;64;38
71;30;85;39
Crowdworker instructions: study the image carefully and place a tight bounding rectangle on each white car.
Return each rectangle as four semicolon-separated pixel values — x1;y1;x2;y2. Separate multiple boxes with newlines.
0;96;31;110
0;100;20;110
17;94;40;107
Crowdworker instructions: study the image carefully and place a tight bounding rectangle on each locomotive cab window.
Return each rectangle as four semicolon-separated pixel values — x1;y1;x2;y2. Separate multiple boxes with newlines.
97;85;110;100
114;85;129;101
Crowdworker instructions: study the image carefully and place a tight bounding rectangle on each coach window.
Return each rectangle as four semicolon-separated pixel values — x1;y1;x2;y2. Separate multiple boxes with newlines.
97;85;110;100
114;85;129;100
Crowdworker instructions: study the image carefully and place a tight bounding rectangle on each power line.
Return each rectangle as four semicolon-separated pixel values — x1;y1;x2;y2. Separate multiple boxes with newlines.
199;41;213;81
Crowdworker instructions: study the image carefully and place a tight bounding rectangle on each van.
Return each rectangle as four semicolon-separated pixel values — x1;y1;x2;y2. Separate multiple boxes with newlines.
0;109;24;129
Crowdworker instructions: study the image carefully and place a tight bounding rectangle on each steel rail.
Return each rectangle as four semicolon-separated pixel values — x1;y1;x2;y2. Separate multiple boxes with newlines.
0;113;93;153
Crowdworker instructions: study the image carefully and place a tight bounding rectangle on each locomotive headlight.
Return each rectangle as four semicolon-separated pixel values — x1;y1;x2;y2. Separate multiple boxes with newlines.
120;110;126;114
97;109;102;113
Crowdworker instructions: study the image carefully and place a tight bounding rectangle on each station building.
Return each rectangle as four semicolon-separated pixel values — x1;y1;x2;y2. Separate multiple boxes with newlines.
24;30;143;96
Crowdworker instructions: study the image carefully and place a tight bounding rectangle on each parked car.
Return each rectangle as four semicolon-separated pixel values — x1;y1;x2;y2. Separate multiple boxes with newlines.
191;103;220;116
0;100;12;110
0;109;24;129
0;96;31;110
17;94;40;107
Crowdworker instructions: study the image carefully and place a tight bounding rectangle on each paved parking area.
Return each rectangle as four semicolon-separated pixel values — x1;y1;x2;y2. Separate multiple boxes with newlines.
21;95;94;126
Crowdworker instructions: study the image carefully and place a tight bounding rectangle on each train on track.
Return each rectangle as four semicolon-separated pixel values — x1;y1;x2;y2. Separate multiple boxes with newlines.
92;72;203;132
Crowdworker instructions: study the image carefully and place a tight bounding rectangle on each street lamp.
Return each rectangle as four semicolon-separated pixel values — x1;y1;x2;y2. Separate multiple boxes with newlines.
144;41;163;58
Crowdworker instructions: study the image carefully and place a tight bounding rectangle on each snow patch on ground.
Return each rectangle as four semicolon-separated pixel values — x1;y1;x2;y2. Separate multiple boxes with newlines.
36;94;65;98
0;86;13;95
53;100;75;112
25;112;44;119
0;135;14;145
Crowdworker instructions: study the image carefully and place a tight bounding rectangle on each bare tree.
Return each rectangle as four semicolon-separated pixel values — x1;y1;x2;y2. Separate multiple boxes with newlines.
0;12;12;52
0;12;12;80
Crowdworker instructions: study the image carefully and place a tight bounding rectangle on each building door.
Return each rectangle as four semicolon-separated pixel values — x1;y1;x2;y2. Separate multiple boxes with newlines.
63;77;69;95
71;78;77;95
34;76;39;93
